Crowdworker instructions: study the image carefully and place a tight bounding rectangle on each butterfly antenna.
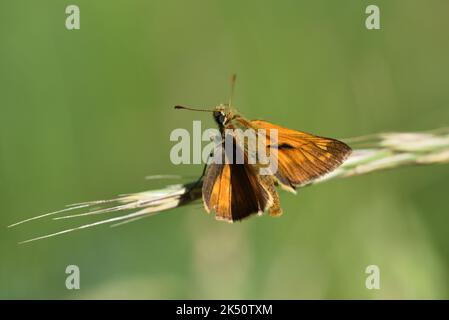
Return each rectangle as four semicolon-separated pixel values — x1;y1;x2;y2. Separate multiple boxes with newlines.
228;73;237;107
174;105;214;112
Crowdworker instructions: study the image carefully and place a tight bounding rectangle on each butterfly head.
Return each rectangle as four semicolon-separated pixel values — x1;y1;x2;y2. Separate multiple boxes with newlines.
213;104;237;126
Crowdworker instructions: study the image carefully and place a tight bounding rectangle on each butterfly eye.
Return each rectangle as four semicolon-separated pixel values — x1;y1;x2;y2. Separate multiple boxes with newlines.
213;111;226;125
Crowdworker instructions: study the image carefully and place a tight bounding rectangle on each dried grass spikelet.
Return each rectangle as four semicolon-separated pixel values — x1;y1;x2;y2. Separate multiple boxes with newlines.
8;127;449;243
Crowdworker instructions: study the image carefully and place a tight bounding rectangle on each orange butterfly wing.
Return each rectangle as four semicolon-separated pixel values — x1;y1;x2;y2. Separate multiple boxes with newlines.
202;140;273;222
250;120;352;191
202;163;272;222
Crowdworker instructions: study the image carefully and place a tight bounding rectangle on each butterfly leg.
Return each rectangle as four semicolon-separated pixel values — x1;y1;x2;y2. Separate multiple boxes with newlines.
191;132;220;190
193;162;208;187
259;175;282;216
188;133;221;199
187;150;213;199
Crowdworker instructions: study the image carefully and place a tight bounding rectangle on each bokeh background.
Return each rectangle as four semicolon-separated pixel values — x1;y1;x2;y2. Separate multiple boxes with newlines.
1;0;449;299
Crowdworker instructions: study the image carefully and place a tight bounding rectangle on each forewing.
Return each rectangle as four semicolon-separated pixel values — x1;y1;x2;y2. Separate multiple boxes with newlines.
251;120;352;190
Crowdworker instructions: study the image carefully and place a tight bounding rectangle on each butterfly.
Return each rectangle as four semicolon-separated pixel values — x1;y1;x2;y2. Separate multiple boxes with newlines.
175;75;351;222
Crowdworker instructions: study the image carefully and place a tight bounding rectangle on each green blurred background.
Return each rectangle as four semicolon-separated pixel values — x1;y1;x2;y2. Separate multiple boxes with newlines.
1;0;449;299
